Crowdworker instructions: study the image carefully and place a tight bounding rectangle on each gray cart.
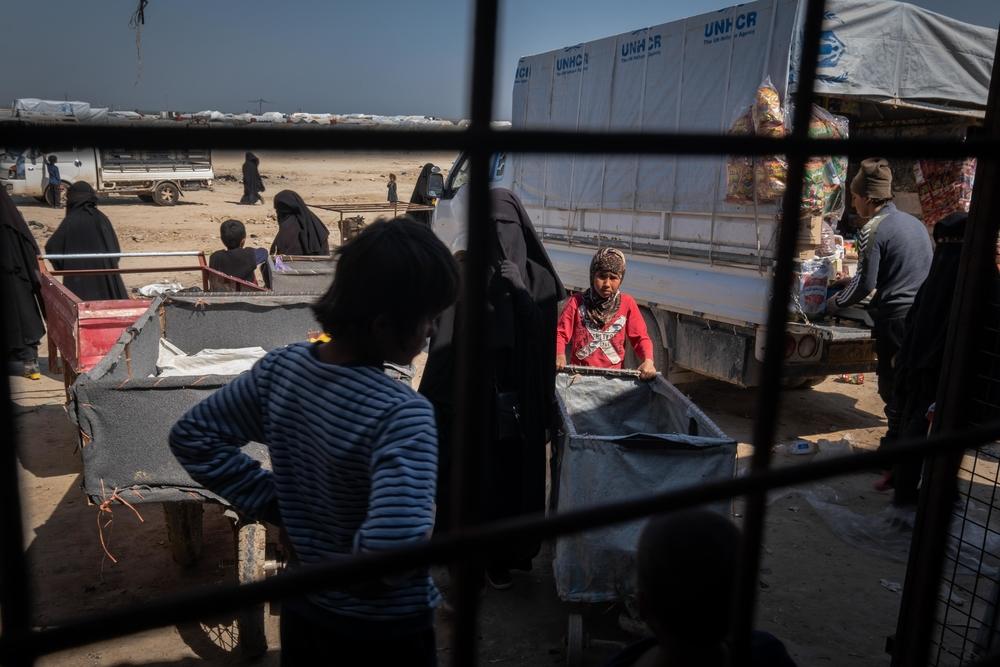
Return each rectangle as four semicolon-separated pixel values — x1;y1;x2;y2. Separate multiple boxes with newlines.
69;293;323;656
552;367;736;664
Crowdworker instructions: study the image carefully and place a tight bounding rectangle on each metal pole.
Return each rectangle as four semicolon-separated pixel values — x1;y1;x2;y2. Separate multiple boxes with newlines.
449;0;499;664
39;251;205;259
892;33;1000;667
733;0;825;660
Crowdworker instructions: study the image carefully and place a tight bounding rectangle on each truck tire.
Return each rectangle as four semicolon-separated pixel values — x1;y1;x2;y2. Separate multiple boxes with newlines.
44;180;71;207
153;182;180;206
137;194;154;203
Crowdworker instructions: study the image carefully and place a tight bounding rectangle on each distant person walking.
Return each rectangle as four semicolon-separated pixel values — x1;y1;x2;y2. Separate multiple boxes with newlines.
239;152;265;205
270;190;330;256
1;189;46;380
46;155;61;208
44;182;129;301
387;173;399;204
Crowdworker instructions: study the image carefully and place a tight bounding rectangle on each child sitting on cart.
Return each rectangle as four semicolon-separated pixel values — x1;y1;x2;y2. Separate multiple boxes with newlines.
170;219;459;665
555;247;657;380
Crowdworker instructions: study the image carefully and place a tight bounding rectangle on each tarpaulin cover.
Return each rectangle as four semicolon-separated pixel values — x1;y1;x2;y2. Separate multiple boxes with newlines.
552;370;736;603
69;294;320;505
510;0;995;214
14;98;109;122
268;256;337;294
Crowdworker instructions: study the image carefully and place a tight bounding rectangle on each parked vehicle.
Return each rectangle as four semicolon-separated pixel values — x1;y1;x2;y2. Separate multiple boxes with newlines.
431;0;996;386
1;147;214;206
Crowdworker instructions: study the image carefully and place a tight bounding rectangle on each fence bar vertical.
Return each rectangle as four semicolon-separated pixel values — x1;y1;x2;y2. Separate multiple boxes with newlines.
732;0;826;660
449;0;500;664
892;35;1000;667
0;305;33;666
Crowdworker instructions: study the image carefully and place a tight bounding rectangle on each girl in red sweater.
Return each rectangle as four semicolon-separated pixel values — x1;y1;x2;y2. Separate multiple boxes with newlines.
555;247;657;380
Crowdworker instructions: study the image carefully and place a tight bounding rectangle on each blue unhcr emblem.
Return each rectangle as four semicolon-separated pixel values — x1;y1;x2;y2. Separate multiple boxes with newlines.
818;30;846;68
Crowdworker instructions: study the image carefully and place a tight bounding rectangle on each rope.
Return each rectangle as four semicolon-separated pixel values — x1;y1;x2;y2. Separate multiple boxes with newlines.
97;480;145;566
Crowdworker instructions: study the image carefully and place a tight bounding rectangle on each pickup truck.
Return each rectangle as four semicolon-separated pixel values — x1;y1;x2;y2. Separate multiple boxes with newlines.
430;0;995;387
1;147;214;206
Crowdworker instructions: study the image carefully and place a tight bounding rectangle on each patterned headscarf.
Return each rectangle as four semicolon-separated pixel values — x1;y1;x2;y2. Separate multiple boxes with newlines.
583;247;627;329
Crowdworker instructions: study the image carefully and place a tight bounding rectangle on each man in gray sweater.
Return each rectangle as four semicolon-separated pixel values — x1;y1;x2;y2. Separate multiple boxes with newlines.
827;158;933;444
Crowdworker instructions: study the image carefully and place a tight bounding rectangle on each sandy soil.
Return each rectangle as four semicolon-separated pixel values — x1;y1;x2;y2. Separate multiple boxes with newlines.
10;151;915;666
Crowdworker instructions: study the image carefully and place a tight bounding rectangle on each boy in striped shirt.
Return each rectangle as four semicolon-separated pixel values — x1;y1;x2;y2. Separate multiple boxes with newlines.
170;218;459;665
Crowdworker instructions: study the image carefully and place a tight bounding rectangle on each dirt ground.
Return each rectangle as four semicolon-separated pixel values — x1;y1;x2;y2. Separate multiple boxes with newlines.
10;151;912;666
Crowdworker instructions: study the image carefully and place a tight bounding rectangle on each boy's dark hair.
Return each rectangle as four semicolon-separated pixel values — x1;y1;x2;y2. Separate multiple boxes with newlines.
47;155;57;164
312;216;459;337
638;509;740;645
389;173;396;180
219;219;247;250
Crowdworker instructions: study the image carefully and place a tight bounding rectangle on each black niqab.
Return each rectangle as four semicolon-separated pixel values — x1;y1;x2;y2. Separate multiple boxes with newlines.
1;189;45;357
270;190;330;256
239;152;265;205
419;188;564;567
44;182;129;301
408;163;435;225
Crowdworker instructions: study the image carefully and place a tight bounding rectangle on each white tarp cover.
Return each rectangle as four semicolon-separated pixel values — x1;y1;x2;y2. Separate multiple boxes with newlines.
14;98;109;122
789;0;997;109
510;0;996;213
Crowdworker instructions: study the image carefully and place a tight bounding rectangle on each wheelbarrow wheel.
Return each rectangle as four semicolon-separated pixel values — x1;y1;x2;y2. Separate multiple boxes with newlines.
566;613;585;666
235;521;268;657
164;502;204;568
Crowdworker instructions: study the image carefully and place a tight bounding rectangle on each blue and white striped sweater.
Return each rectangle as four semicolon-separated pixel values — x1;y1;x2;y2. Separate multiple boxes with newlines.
169;342;440;620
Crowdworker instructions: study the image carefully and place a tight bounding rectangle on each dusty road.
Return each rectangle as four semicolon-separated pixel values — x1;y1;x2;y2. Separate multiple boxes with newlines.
11;151;910;666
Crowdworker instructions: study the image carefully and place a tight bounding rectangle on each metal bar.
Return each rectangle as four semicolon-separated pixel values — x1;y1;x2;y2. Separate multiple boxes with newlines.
733;0;826;659
892;32;1000;667
0;272;34;666
2;123;997;159
39;251;204;259
6;419;1000;661
448;0;499;663
46;266;211;276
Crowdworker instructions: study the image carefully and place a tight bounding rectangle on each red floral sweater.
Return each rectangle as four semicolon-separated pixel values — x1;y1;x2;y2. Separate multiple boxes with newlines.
555;292;653;369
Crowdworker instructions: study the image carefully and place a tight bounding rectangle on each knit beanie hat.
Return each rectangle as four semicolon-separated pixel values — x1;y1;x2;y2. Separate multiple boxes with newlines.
850;158;893;199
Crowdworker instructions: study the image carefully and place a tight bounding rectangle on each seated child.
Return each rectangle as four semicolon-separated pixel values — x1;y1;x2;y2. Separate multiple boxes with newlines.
556;247;657;380
605;510;797;667
208;219;271;290
170;218;459;664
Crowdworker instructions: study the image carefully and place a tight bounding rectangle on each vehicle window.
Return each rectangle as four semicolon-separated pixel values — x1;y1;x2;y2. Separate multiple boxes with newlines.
448;155;470;192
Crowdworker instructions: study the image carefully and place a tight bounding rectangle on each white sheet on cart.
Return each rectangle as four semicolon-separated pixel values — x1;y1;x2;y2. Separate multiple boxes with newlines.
154;338;267;377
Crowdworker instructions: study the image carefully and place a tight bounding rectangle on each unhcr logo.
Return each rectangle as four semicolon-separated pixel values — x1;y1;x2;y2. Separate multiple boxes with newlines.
555;48;588;76
818;30;846;68
620;33;663;63
515;62;531;83
703;11;758;44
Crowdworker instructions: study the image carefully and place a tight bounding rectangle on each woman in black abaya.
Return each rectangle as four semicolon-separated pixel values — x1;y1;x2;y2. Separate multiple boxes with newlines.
270;190;330;256
419;188;564;588
239;152;265;205
44;182;128;301
408;163;436;225
1;189;46;379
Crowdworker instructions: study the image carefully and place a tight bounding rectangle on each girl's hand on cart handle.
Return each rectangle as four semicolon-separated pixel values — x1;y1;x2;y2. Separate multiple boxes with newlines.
638;358;657;381
555;353;567;371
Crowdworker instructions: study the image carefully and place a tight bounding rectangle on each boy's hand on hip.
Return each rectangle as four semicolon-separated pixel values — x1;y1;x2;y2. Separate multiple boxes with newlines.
638;359;657;381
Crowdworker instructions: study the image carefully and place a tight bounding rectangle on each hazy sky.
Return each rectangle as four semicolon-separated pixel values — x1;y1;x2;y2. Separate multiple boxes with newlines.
3;0;998;120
